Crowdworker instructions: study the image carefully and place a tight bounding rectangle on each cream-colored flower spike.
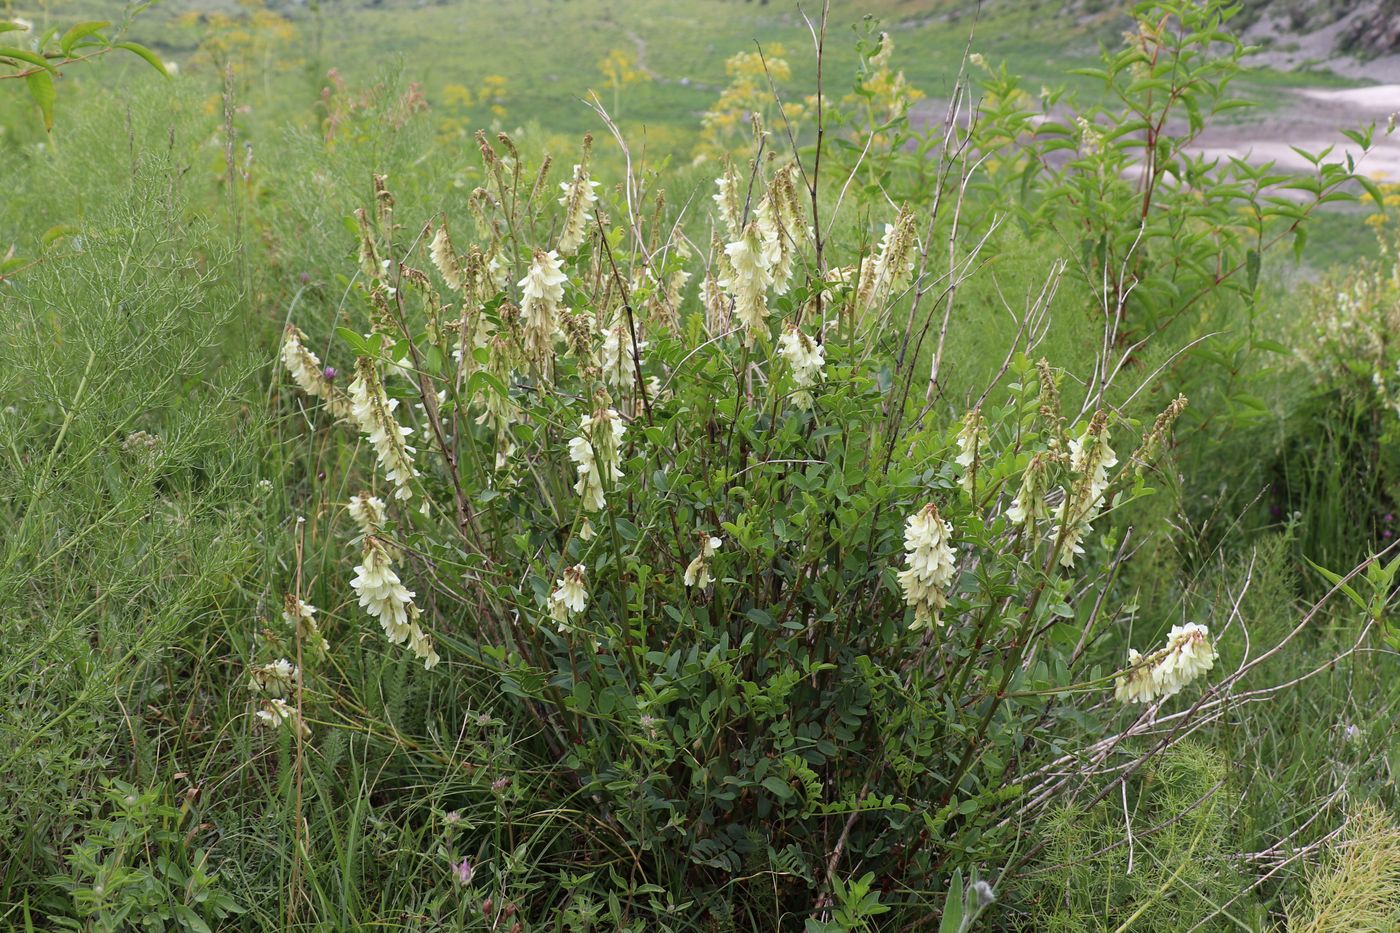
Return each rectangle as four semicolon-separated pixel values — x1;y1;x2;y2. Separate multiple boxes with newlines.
713;162;744;241
1114;623;1217;705
429;221;467;291
720;223;774;345
777;324;825;409
348;493;388;536
897;503;958;631
1006;453;1051;547
519;249;567;363
600;314;645;397
350;535;439;669
282;326;353;420
556;135;600;256
857;207;916;315
1052;412;1117;568
348;359;418;503
568;405;625;512
955;407;988;494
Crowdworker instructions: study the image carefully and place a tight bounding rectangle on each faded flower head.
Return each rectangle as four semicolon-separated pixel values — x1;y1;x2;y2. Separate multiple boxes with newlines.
282;594;330;655
255;697;311;739
248;658;300;697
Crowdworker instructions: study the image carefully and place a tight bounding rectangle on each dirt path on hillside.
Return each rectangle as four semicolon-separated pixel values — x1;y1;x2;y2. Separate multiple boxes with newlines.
1189;85;1400;181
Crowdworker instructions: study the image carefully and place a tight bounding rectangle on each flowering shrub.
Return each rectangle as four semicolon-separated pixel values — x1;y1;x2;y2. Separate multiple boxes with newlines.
259;1;1394;926
275;100;1225;917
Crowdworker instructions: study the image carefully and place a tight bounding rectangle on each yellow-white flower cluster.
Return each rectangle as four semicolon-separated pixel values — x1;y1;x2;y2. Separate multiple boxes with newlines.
568;406;625;512
955;407;988;494
600;315;645;397
1052;414;1117;568
255;697;311;739
713;162;744;240
429;222;466;292
720;223;775;344
1114;623;1218;705
351;535;439;670
777;324;825;408
684;533;723;589
897;503;958;630
282;326;353;420
249;658;300;696
348;360;418;503
348;493;387;534
519;249;568;363
548;563;589;630
857;207;917;315
1006;453;1051;542
557;145;600;256
755;164;806;295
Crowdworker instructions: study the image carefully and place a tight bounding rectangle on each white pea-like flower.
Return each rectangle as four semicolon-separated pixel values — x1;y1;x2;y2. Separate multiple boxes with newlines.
955;408;988;494
249;658;300;697
897;503;958;630
684;533;722;589
519;249;568;363
713;164;744;240
720;223;774;344
429;222;466;291
568;406;625;512
282;326;353;420
1006;453;1053;551
857;208;916;315
351;536;439;669
256;697;311;739
348;493;388;536
282;594;329;655
777;324;826;408
600;316;646;397
1114;623;1218;705
348;359;418;503
548;563;589;630
557;150;600;256
1052;412;1117;568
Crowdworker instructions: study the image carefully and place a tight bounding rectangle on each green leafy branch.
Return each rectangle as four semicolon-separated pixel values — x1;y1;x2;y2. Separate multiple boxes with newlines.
2;18;168;130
